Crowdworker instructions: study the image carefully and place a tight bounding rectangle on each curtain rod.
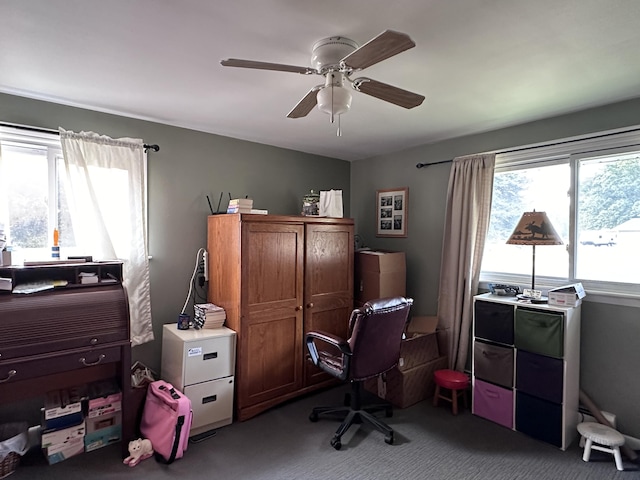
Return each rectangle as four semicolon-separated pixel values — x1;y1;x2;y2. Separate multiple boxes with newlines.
0;122;160;152
416;125;640;169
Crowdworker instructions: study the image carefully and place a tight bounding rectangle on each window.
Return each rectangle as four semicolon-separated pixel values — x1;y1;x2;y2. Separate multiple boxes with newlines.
0;126;143;263
481;128;640;297
0;127;76;262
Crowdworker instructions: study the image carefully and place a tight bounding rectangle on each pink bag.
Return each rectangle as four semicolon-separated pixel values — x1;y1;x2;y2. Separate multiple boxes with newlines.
140;380;193;463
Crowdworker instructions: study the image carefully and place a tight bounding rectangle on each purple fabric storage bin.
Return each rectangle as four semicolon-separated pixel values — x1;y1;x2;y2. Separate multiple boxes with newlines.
516;350;564;404
473;379;513;429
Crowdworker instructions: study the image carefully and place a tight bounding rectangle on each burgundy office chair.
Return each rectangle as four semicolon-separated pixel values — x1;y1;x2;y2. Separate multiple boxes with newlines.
306;296;413;450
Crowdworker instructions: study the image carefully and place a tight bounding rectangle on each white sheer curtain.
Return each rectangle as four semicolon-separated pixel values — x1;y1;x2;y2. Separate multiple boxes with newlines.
437;153;495;371
59;128;153;346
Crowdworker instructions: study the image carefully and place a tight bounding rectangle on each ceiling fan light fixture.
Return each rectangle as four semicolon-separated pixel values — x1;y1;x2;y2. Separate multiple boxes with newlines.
316;85;352;116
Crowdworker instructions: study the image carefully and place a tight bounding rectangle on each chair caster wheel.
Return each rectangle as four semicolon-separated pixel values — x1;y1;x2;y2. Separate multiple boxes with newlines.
309;412;319;422
384;433;394;445
330;437;342;450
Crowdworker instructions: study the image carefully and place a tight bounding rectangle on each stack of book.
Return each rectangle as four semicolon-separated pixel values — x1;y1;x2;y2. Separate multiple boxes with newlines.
194;303;226;329
227;198;253;214
84;379;122;452
41;386;87;464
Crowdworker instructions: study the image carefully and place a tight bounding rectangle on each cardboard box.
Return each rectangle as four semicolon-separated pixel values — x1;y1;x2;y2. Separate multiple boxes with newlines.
41;421;86;449
548;283;586;307
44;437;85;465
84;424;122;452
43;388;84;420
407;315;438;335
86;411;121;434
355;250;406;303
399;331;439;371
364;355;448;408
87;400;122;418
87;379;122;411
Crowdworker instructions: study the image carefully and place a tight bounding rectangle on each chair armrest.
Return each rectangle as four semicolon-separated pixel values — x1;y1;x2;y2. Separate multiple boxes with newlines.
306;330;351;367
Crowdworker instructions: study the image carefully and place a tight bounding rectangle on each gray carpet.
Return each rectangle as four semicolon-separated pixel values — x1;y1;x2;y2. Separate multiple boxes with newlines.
10;385;638;479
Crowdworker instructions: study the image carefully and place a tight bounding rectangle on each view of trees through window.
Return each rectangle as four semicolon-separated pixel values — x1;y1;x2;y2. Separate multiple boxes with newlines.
0;139;75;262
482;149;640;289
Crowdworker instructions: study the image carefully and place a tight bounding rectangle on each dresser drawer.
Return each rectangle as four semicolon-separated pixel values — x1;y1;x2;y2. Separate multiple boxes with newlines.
516;350;564;404
161;326;236;391
474;301;514;345
183;335;235;386
474;340;514;388
473;379;513;429
0;345;123;385
515;309;564;358
185;376;234;432
516;391;563;448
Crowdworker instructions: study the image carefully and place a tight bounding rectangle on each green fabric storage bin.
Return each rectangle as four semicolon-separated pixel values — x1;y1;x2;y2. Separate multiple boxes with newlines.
514;309;564;358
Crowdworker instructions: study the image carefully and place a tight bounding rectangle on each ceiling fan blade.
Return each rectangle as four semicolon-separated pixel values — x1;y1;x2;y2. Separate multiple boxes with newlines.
221;58;316;75
341;30;416;70
287;86;322;118
353;78;425;109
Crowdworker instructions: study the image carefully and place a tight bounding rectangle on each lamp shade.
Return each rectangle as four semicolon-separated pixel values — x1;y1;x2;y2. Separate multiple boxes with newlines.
317;85;352;116
506;211;563;246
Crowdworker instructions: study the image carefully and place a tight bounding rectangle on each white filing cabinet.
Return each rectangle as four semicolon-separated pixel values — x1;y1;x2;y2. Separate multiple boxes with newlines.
162;325;236;436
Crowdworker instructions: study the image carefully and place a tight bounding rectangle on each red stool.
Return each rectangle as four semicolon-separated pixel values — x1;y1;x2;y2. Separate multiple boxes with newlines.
433;369;469;415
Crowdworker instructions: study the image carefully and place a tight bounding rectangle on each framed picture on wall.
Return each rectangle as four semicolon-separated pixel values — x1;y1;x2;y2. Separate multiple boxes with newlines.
376;187;408;237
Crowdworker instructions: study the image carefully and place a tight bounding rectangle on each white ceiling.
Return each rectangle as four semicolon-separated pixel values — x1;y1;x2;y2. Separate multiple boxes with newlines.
2;0;640;161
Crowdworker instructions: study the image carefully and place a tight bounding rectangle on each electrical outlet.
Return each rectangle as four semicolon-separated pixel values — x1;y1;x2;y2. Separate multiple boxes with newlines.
203;250;208;281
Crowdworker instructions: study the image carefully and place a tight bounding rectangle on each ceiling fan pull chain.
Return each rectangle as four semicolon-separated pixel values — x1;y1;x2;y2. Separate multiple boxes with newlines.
330;78;335;123
337;115;342;137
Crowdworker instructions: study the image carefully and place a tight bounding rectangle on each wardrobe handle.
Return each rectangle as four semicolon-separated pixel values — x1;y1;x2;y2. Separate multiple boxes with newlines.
79;354;106;366
295;305;303;311
0;370;16;383
307;303;314;309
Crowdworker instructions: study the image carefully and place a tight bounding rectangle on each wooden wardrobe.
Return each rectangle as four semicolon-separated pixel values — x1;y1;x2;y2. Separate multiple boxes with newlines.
207;214;354;421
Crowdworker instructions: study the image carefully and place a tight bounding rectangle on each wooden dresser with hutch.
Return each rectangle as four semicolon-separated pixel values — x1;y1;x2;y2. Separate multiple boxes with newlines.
0;261;134;457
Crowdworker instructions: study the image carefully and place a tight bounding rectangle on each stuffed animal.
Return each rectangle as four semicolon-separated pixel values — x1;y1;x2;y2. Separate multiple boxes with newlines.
123;438;154;467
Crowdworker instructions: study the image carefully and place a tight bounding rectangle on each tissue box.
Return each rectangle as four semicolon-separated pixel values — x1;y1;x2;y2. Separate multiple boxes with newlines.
548;283;586;307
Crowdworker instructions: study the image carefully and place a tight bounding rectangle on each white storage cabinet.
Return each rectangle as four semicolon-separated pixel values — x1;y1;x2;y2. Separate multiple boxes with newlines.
162;325;236;436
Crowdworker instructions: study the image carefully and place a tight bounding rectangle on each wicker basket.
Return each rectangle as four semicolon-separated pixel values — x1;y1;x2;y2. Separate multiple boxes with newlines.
0;452;20;479
0;422;28;479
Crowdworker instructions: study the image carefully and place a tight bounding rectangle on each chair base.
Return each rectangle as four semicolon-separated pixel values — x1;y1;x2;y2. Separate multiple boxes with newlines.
310;382;395;450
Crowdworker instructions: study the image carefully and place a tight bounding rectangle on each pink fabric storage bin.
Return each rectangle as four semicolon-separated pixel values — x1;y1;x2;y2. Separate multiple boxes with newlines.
473;379;513;429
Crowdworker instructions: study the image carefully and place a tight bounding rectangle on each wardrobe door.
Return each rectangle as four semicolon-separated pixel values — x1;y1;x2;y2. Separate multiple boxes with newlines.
240;221;305;409
303;222;354;386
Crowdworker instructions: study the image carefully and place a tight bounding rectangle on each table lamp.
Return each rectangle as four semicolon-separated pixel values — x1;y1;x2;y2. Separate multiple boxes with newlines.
506;211;563;302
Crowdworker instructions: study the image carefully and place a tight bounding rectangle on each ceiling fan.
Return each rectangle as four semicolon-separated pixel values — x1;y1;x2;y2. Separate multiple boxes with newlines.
220;30;425;125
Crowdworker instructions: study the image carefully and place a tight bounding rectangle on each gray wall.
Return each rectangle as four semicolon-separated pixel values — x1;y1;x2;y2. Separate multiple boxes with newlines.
0;92;351;377
2;91;639;440
351;97;640;439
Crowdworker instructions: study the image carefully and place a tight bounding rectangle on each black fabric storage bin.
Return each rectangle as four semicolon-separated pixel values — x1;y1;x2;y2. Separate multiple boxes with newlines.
514;309;564;358
474;340;514;388
474;301;514;345
516;350;564;404
515;391;563;448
